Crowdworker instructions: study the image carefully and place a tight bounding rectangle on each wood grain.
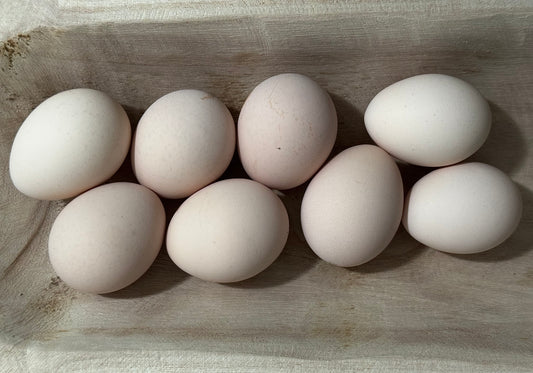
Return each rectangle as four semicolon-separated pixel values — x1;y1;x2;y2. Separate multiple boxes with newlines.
1;1;532;371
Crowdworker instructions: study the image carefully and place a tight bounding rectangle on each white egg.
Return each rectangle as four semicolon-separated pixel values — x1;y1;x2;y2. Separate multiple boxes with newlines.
48;182;166;294
403;162;522;254
238;73;337;190
364;74;491;167
9;88;131;200
166;179;289;283
301;145;404;267
132;90;235;199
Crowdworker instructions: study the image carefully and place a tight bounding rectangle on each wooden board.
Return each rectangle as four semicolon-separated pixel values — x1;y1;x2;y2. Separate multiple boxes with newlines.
1;1;532;371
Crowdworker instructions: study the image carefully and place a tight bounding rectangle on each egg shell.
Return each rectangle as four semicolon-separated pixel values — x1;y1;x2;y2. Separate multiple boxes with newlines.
364;74;491;167
132;89;235;199
238;73;337;190
301;144;404;267
403;162;522;254
166;178;289;283
9;88;131;200
48;182;166;294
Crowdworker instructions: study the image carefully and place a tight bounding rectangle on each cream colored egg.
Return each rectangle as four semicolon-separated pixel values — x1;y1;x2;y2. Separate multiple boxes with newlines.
9;88;131;200
364;74;491;167
301;145;404;267
48;182;166;294
238;73;337;190
132;90;235;199
403;162;522;254
166;179;289;283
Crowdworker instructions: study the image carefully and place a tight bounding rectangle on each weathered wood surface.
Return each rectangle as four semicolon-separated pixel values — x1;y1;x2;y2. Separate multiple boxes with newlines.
1;1;532;371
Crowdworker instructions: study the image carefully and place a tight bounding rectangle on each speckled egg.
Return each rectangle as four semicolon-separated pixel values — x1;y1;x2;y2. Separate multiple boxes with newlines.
238;73;337;190
48;182;166;294
132;89;235;199
301;145;404;267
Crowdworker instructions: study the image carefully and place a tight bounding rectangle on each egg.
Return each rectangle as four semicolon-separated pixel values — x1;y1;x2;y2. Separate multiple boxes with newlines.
132;90;235;199
166;179;289;283
48;182;165;294
238;73;337;190
9;88;131;200
403;162;522;254
364;74;491;167
301;145;404;267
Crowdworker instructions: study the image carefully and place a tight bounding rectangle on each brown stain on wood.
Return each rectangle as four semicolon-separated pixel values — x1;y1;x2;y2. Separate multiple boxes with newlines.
3;275;77;345
30;276;77;316
1;34;31;70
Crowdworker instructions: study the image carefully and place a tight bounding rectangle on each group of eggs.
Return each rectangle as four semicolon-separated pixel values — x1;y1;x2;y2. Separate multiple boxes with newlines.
9;73;522;294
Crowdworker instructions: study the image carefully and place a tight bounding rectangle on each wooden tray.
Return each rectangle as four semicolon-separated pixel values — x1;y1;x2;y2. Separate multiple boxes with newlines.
1;1;532;371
